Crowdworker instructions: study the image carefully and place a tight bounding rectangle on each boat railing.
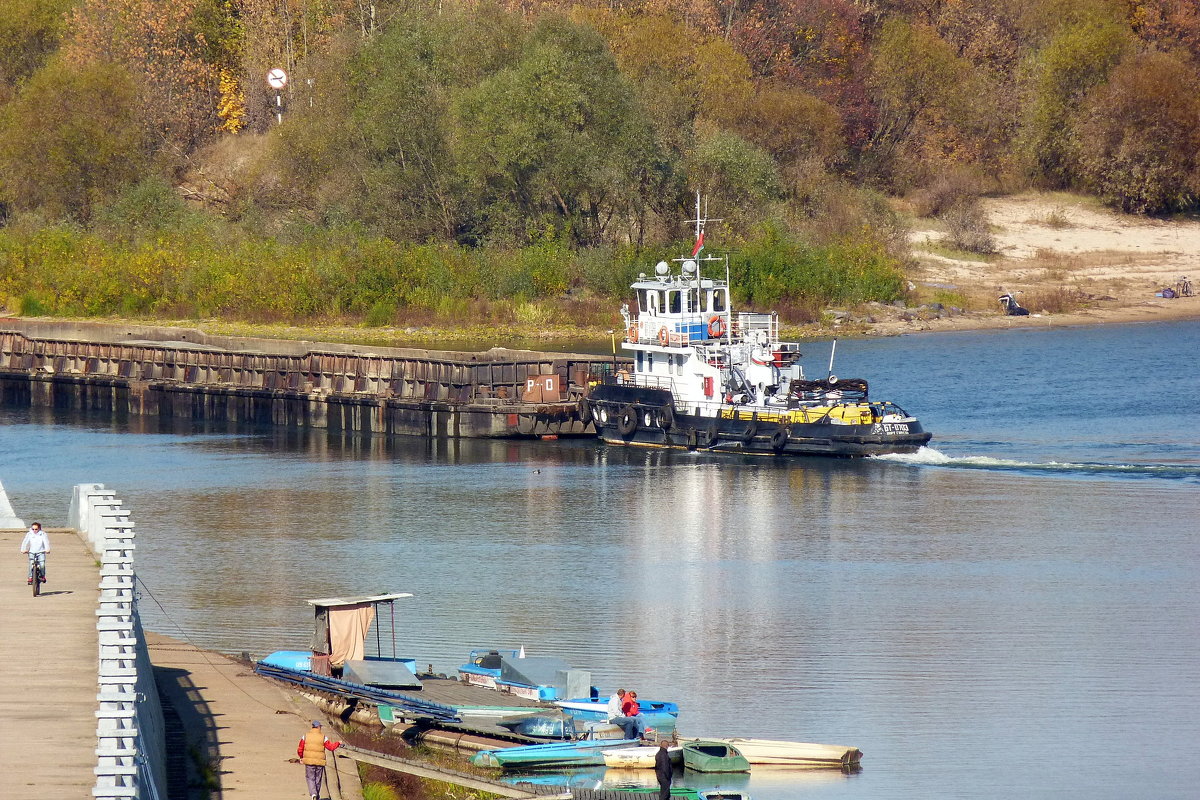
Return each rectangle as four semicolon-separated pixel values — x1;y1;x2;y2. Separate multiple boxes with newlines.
737;311;777;343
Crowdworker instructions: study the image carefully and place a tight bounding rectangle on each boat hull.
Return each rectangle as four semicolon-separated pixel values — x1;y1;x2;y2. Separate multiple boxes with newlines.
680;737;862;767
680;741;751;773
602;745;683;768
472;739;641;770
590;395;930;458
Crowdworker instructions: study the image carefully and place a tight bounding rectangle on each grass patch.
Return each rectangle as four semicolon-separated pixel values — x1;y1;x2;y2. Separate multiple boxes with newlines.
915;239;998;263
1022;286;1094;314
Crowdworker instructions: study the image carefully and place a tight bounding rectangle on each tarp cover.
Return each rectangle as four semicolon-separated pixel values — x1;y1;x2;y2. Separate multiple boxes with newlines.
500;655;572;690
328;603;375;667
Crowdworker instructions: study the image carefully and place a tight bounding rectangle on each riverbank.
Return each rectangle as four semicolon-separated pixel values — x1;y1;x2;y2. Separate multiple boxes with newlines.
4;192;1197;347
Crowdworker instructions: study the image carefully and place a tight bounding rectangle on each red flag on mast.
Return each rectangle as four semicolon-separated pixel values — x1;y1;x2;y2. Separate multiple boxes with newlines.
691;231;704;257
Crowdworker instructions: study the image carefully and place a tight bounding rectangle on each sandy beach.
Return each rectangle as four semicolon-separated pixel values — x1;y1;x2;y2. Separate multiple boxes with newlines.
845;192;1200;337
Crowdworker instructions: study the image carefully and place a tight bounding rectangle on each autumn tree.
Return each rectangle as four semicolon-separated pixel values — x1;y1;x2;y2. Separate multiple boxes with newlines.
453;16;669;246
1020;15;1128;189
863;18;992;188
63;0;222;157
0;57;146;221
0;0;73;96
1074;50;1200;213
1124;0;1200;61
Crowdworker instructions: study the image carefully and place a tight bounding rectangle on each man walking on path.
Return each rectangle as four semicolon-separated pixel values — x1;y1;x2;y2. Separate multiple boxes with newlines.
297;720;341;800
654;740;673;800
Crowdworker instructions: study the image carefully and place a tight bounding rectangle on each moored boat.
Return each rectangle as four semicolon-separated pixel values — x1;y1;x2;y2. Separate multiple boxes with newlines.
606;789;750;800
602;744;683;768
556;696;680;735
458;648;592;701
680;740;751;773
583;198;931;458
679;737;862;768
471;738;642;770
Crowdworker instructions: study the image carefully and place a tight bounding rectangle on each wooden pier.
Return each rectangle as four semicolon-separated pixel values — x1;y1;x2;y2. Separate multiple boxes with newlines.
0;528;100;800
0;319;628;439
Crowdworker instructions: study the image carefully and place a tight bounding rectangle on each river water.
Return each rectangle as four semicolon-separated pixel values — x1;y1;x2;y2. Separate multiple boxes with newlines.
2;320;1198;799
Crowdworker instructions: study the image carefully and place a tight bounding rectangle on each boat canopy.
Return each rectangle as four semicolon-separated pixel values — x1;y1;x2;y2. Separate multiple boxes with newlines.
306;592;412;608
308;592;413;671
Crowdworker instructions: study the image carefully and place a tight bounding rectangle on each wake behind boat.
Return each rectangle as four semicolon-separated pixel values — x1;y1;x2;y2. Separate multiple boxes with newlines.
583;199;931;458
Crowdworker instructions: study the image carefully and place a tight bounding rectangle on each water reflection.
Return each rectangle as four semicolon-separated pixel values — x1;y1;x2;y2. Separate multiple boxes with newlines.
3;322;1200;800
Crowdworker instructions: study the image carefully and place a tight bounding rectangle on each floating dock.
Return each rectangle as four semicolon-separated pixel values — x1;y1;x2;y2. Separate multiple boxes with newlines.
0;319;629;438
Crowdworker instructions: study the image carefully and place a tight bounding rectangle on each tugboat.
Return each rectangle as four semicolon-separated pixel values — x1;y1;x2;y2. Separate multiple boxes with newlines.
582;201;932;457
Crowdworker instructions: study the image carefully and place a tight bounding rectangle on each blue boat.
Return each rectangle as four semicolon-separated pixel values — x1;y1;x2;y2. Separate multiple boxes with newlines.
556;696;681;734
471;738;641;770
496;713;577;739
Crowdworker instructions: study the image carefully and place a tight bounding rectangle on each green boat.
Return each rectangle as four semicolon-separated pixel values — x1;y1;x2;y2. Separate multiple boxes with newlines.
681;740;751;773
611;788;749;799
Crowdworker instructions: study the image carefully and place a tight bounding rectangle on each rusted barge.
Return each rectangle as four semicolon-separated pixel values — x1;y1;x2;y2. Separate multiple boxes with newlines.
0;319;626;438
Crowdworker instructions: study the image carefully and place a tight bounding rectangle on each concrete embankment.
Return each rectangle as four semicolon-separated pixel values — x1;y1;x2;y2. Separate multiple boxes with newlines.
0;318;622;439
147;631;363;800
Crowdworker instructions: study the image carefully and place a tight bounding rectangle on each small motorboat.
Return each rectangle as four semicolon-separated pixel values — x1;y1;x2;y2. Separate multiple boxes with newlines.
678;737;861;768
471;738;641;770
556;696;680;719
605;789;750;800
496;713;577;739
601;744;683;768
681;740;751;773
458;648;591;701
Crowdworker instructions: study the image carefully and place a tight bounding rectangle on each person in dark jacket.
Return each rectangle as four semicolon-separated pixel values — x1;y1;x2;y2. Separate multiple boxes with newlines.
654;740;673;800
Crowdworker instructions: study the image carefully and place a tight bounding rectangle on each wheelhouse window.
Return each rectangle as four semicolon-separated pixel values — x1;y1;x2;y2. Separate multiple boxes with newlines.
637;290;649;314
668;290;681;314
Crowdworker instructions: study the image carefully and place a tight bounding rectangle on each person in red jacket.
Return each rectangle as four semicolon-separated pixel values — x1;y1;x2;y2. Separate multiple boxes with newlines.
297;720;341;800
620;690;648;740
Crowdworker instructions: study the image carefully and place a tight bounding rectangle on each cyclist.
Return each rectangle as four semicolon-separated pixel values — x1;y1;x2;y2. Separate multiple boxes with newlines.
20;521;50;585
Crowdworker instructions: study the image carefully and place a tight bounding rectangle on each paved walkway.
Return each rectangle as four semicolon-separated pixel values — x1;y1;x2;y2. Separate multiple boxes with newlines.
147;631;363;800
0;528;99;800
0;524;362;800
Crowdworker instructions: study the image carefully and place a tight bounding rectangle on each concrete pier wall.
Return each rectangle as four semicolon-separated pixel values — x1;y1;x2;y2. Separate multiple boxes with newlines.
0;319;621;438
71;483;167;800
0;479;23;528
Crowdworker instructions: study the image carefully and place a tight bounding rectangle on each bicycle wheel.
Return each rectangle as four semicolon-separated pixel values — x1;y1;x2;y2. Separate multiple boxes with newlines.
32;562;41;597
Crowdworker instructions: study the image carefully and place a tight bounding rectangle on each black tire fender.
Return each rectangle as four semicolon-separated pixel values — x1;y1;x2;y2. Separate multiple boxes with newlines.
658;404;674;429
743;421;758;442
577;396;593;424
771;428;788;452
618;405;638;436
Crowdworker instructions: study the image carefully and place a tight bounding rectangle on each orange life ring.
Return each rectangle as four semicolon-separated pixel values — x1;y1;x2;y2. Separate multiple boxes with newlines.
657;327;670;347
628;325;639;342
708;316;727;338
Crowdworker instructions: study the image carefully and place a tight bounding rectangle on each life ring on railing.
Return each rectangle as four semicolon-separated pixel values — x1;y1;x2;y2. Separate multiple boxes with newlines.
628;325;639;342
618;405;638;436
657;327;670;347
708;316;727;338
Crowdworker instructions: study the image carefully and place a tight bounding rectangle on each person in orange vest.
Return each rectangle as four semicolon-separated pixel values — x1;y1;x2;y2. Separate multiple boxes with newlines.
297;720;341;800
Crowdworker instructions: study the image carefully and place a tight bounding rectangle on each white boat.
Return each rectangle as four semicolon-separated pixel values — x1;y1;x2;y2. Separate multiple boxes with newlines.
678;737;862;767
583;196;931;458
601;745;683;768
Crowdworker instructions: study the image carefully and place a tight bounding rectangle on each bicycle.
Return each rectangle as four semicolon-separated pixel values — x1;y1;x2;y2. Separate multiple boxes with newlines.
30;553;45;598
